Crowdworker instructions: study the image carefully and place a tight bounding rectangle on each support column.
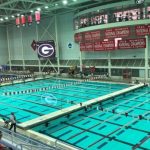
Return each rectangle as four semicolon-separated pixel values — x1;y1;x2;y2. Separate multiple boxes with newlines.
55;15;60;74
36;24;41;74
7;26;11;71
20;28;25;70
108;51;111;77
79;51;83;72
145;35;149;82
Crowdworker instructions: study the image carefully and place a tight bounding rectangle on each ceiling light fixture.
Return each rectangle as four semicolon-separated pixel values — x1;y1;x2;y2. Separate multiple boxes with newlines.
37;8;41;11
5;17;8;20
45;6;49;9
62;0;68;5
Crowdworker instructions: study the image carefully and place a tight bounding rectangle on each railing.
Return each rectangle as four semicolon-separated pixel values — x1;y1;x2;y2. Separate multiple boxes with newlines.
74;5;150;30
0;126;83;150
6;59;148;69
16;144;58;150
0;126;58;150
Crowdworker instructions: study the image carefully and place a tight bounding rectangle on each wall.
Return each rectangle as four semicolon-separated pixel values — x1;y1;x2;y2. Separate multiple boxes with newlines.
7;16;56;60
4;12;150;61
57;12;80;60
0;26;8;65
57;12;148;60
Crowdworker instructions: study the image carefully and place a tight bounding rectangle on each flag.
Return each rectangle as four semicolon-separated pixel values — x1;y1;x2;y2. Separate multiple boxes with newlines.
31;40;37;51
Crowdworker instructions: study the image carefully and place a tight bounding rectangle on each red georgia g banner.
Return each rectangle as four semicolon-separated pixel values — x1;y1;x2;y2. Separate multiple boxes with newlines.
118;38;146;49
105;27;130;39
94;40;115;51
135;25;150;36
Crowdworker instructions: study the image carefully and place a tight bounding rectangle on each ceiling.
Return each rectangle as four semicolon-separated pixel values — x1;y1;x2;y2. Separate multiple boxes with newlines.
0;0;133;23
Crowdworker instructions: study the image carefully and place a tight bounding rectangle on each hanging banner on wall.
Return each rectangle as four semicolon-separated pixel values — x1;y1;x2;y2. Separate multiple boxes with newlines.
135;25;150;36
118;38;146;49
91;30;100;40
94;40;115;51
74;33;83;42
104;27;130;39
84;32;92;41
80;40;115;51
80;43;86;51
85;43;93;51
36;40;55;58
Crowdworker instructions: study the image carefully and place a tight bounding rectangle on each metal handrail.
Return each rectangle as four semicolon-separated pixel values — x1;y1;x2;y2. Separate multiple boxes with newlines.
16;143;57;150
0;126;56;150
0;126;82;150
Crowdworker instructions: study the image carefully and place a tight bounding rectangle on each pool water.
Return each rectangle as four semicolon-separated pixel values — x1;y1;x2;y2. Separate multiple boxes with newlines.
0;78;128;123
32;86;150;150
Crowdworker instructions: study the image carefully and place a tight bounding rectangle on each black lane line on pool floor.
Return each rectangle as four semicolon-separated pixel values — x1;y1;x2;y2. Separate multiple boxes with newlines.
3;95;61;111
34;109;148;150
109;101;150;112
51;104;149;149
0;101;43;116
132;134;150;150
49;134;84;150
27;92;77;106
81;113;149;134
101;104;150;122
58;121;138;149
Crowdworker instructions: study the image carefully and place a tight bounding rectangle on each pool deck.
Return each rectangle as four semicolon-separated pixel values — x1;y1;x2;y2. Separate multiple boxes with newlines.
19;83;145;129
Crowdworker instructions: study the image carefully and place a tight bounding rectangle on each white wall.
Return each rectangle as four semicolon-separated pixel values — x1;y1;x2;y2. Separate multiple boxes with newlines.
57;13;80;60
4;12;149;61
7;16;56;60
57;12;147;60
0;26;8;65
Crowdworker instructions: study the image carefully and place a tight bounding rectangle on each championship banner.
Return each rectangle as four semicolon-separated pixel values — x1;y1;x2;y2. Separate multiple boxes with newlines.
118;38;146;49
94;40;115;51
74;33;83;42
105;27;130;39
80;43;86;51
85;43;93;51
91;30;100;40
36;40;55;58
135;25;150;36
84;32;92;41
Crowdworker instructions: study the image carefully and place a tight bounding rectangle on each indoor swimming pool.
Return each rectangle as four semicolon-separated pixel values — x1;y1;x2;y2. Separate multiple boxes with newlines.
32;85;150;150
0;78;129;123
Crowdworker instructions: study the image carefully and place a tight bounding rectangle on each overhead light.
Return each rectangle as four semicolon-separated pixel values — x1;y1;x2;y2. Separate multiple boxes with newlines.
55;3;58;6
62;0;68;5
5;17;8;20
17;14;20;16
37;8;41;11
0;18;4;21
73;0;77;1
30;10;33;13
11;15;15;18
45;6;49;9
